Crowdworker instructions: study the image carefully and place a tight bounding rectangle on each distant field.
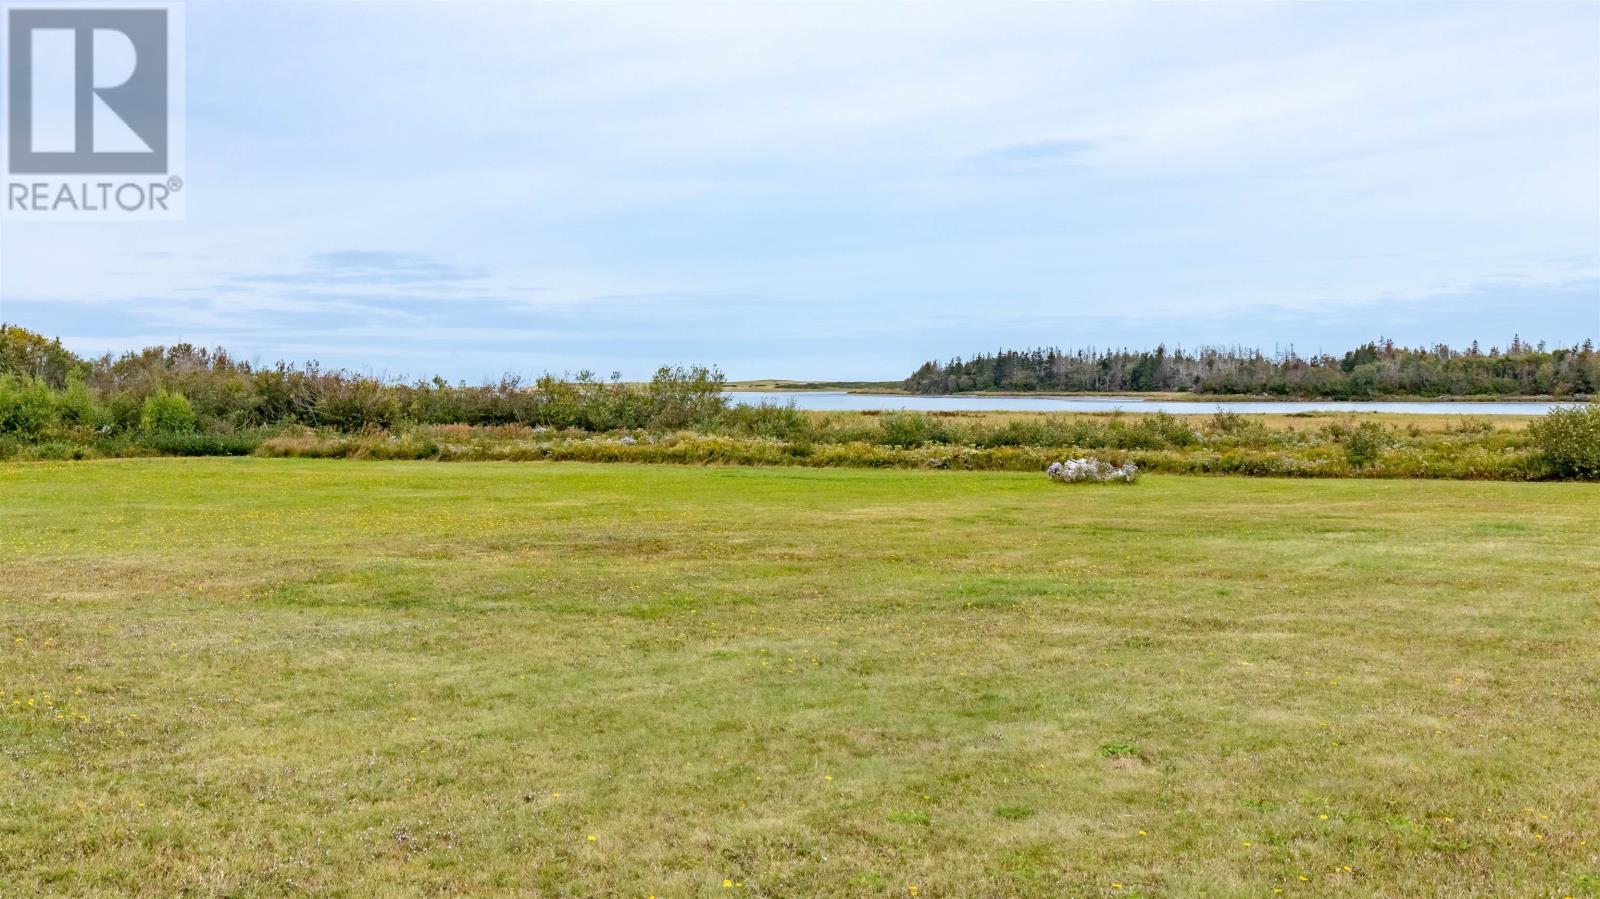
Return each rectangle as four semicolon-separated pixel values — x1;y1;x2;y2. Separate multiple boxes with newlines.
725;379;905;391
2;459;1597;897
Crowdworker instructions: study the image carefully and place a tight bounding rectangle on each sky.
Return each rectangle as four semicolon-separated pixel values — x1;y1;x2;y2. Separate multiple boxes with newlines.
1;1;1597;381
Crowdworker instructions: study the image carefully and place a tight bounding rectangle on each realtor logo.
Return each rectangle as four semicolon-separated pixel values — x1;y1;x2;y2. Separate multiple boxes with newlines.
2;2;184;219
7;8;168;172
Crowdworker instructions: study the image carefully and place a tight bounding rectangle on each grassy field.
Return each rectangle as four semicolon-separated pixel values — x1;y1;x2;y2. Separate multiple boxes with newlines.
2;459;1597;897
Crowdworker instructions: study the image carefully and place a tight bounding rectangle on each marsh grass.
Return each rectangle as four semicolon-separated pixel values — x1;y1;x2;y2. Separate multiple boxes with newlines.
244;418;1552;481
5;400;1591;481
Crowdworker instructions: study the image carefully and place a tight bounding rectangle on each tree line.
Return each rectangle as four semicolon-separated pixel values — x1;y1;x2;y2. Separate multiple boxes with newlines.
0;324;728;437
903;338;1600;397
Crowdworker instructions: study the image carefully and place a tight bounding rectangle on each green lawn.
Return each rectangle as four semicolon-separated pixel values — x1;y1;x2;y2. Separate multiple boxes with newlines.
2;459;1597;897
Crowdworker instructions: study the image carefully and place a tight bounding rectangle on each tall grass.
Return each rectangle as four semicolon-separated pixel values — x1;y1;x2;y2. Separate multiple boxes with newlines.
245;419;1548;480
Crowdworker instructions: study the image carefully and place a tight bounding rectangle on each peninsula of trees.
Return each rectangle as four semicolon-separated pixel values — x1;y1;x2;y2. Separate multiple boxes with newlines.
903;339;1599;398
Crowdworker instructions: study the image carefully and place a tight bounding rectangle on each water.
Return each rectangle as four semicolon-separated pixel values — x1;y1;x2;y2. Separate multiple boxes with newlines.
725;390;1573;416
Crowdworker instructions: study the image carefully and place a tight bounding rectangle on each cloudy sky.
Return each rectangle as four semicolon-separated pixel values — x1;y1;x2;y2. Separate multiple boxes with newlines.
1;1;1597;380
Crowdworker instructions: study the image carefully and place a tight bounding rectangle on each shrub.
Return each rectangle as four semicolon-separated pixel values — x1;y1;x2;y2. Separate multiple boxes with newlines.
971;419;1048;448
971;416;1107;449
719;401;812;441
877;412;951;448
645;365;728;429
309;377;404;431
1205;409;1275;447
1104;412;1197;450
0;375;57;438
1342;421;1388;468
136;430;264;456
138;389;198;434
54;379;108;430
25;440;93;461
1134;411;1199;447
1529;403;1600;479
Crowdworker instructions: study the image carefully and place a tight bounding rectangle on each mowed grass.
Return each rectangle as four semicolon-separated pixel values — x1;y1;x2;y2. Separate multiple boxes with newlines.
1;459;1597;898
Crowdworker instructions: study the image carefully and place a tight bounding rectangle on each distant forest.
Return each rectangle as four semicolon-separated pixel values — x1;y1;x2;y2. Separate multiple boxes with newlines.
904;339;1600;398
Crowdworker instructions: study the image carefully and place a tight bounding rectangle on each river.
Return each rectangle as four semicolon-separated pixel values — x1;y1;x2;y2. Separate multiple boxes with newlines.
725;391;1574;415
